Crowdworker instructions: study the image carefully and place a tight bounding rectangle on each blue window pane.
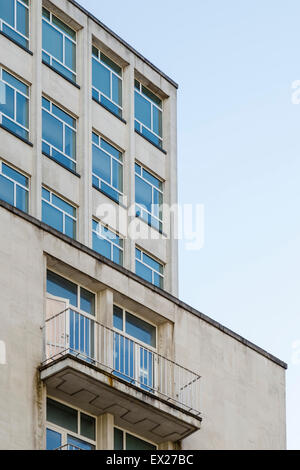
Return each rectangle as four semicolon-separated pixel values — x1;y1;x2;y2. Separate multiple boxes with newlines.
136;260;152;284
112;74;122;106
2;23;28;48
65;126;76;158
92;174;100;189
135;176;152;213
0;174;14;205
43;20;63;63
42;187;50;201
65;215;76;239
52;104;75;128
46;429;61;451
92;220;98;232
80;288;95;316
46;270;78;307
52;14;76;40
113;306;123;330
100;182;120;203
112;159;122;192
126;432;156;451
2;163;28;187
113;245;123;266
67;435;94;451
52;58;76;82
2;115;28;139
52;148;75;171
92;87;99;102
135;120;141;133
154;272;163;289
153;106;162;137
16;185;28;212
141;126;162;147
92;132;99;145
42;51;50;65
92;146;111;183
136;248;141;260
16;93;28;127
0;84;14;119
42;97;50;111
135;92;151;129
143;252;163;273
125;312;156;347
101;139;122;161
0;0;14;25
92;59;110;97
17;2;29;37
114;428;123;450
135;163;141;175
42;110;63;150
52;194;75;217
142;168;161;190
2;70;28;96
65;37;76;72
100;94;121;117
92;232;111;260
42;201;64;233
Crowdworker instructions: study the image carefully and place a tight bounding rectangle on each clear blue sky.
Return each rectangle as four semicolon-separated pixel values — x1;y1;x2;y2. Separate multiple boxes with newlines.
80;0;300;449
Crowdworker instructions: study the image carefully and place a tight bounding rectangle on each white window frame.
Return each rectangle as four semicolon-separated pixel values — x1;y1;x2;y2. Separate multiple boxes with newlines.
135;247;164;288
42;8;77;80
92;46;123;116
114;426;157;450
135;162;163;230
42;97;77;170
0;67;29;138
46;396;97;450
92;132;123;202
0;0;30;48
0;160;29;210
42;187;77;238
134;80;163;145
92;219;124;266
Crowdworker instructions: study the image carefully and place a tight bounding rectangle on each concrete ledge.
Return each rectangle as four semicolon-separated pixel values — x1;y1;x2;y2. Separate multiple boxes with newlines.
0;200;288;370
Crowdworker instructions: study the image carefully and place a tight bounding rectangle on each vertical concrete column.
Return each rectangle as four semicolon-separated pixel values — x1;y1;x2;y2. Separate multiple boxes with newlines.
123;58;136;272
78;18;92;246
97;413;114;450
97;289;114;327
164;92;179;297
30;0;43;219
158;441;177;450
158;321;174;360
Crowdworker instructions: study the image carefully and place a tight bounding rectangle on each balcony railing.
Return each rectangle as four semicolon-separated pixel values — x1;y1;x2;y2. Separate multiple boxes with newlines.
55;444;82;451
43;308;201;416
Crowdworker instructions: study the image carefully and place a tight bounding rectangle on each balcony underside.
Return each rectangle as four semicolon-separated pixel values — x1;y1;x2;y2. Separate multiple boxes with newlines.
40;355;202;444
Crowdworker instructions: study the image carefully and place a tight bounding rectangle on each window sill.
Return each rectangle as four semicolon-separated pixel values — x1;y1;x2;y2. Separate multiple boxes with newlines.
135;129;167;154
0;124;33;146
0;31;33;55
42;61;80;89
43;152;81;178
92;97;126;124
92;184;126;208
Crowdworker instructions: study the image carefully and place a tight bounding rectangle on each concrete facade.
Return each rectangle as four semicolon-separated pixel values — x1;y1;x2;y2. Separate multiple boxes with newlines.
0;0;287;450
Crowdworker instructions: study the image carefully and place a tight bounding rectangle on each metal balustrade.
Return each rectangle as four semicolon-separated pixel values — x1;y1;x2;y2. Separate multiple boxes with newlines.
43;308;201;416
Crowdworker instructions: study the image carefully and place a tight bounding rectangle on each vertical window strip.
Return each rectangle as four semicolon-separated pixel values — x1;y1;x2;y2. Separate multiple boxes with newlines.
42;97;77;171
42;8;76;81
134;80;163;147
92;219;124;266
92;132;123;203
0;161;29;212
0;0;29;48
0;67;29;140
92;46;123;117
42;187;77;239
135;163;163;232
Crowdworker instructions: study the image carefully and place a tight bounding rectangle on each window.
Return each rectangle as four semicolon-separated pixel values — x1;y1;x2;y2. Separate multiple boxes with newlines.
42;187;77;239
0;67;29;140
92;46;122;118
135;79;162;148
135;163;163;232
113;306;156;391
92;219;123;266
114;428;157;451
46;398;96;450
42;97;76;172
135;248;164;289
92;132;123;203
0;161;28;212
0;0;29;49
46;271;96;361
42;8;76;83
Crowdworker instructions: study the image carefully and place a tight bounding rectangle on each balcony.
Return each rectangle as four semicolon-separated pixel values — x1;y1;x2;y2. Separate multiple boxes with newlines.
40;308;202;444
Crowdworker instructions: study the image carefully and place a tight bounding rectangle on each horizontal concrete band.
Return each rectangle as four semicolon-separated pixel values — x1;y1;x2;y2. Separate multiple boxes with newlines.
0;199;288;371
68;0;179;89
